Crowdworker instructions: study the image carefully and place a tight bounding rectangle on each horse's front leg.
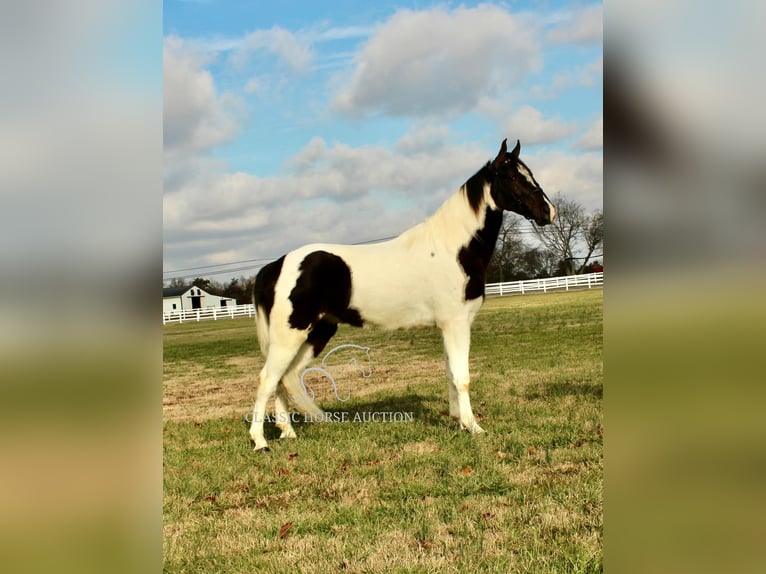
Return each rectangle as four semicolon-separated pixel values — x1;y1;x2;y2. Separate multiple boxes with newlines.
441;320;484;434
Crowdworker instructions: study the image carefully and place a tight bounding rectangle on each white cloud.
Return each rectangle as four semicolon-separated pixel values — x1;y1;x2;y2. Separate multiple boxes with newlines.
243;77;260;94
332;5;541;117
506;105;578;145
228;26;312;71
575;116;603;151
547;4;603;45
163;137;494;270
163;36;243;155
552;55;603;91
528;151;603;210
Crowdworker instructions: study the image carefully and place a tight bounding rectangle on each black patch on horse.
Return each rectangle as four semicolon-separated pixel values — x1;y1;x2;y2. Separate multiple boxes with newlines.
253;255;285;319
306;318;339;357
457;207;503;301
288;250;365;331
463;163;493;215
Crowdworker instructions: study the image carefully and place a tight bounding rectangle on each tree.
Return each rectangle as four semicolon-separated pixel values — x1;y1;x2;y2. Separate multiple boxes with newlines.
222;275;256;304
577;210;603;273
533;194;594;275
488;214;528;282
168;277;186;288
191;277;211;291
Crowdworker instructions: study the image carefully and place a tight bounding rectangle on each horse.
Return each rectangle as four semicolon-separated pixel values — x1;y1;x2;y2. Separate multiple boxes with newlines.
248;139;555;451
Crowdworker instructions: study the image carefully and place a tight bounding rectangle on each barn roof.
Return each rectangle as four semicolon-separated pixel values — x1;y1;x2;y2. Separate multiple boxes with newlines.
163;286;191;298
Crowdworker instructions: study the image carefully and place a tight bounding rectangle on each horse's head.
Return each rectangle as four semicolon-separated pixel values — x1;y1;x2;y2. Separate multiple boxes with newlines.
489;139;556;226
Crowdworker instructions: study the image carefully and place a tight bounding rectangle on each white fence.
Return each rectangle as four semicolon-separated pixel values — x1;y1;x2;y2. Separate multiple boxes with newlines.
162;272;603;324
163;303;255;325
485;271;603;297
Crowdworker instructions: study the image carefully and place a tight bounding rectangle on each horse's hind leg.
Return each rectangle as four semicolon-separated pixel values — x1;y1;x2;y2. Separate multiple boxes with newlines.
273;384;297;439
273;321;339;438
249;334;305;452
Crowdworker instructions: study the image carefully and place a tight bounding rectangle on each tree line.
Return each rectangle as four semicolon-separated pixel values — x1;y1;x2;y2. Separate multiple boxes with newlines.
166;194;602;301
488;194;603;282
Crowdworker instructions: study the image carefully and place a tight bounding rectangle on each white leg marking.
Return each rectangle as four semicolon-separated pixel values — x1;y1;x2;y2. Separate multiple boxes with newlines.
249;339;305;451
445;356;460;419
442;321;484;434
274;384;297;439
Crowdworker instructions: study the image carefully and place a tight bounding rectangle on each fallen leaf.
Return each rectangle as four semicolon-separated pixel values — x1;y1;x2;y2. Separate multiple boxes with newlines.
288;452;299;460
277;522;293;539
527;446;537;456
274;467;291;477
496;451;507;459
460;465;473;475
339;459;350;471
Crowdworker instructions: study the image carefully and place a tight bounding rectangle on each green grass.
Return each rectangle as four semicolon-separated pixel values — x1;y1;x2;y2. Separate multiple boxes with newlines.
164;289;603;573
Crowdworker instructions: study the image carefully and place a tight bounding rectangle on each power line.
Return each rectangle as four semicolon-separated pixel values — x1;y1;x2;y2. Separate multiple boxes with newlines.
163;257;275;275
163;230;597;283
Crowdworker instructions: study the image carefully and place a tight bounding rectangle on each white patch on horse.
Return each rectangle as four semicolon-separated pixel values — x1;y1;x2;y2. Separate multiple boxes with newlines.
546;196;557;222
518;163;536;187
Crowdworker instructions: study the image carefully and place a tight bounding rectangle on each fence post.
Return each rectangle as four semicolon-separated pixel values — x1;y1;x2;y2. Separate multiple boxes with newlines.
588;274;592;288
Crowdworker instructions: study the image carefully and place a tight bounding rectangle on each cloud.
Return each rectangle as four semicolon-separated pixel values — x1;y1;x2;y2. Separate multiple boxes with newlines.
163;36;243;156
506;105;578;145
528;151;603;210
552;55;603;91
575;116;603;151
163;136;493;270
547;4;603;45
332;5;541;117
228;26;312;71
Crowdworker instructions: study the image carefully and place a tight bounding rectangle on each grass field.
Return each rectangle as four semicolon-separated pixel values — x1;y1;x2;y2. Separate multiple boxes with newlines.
163;289;603;573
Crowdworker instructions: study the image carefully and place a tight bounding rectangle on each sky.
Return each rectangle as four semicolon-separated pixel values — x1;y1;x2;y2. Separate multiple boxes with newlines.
163;0;602;284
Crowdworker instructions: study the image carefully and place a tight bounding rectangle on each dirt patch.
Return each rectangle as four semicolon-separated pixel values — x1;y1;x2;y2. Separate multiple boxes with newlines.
163;358;262;423
164;354;445;423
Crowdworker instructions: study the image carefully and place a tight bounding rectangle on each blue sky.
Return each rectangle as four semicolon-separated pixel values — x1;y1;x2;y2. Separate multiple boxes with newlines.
163;0;602;282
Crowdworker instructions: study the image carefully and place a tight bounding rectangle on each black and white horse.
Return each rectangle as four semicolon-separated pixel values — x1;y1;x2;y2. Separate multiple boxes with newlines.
249;139;555;451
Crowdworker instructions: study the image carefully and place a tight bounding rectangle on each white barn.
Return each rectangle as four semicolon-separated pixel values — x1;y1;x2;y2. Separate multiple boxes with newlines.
162;286;236;314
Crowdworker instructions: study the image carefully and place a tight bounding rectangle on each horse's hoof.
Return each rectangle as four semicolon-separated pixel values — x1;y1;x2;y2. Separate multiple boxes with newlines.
254;445;271;453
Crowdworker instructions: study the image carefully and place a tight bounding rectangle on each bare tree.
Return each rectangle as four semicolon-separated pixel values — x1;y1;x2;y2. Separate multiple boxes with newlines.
533;194;586;275
577;210;604;273
488;214;527;282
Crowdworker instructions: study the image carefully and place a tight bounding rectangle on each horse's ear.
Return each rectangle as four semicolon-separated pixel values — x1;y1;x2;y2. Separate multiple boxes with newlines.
510;139;521;159
493;139;508;166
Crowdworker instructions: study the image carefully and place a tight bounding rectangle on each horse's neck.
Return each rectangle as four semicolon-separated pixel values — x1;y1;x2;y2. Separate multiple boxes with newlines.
399;174;499;253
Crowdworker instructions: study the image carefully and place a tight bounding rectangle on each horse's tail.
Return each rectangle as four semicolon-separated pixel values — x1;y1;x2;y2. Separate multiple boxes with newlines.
253;256;286;358
254;304;270;357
